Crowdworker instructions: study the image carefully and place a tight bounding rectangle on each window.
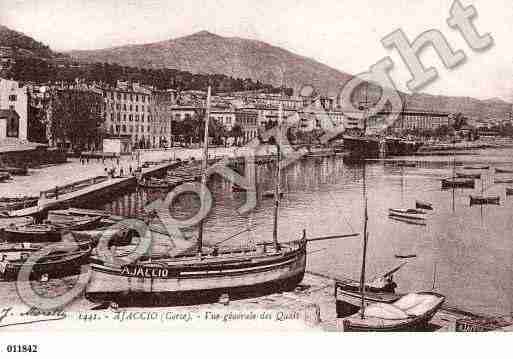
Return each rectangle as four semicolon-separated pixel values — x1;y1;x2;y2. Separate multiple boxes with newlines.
136;105;138;112
130;104;133;111
136;95;139;102
130;94;133;101
117;113;121;121
116;125;120;133
129;114;133;121
123;114;126;121
141;114;145;121
135;115;139;122
147;126;150;132
122;125;126;132
123;93;127;100
9;94;17;101
123;104;127;111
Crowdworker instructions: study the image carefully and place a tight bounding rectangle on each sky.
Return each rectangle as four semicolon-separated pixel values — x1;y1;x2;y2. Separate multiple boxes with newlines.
1;0;512;101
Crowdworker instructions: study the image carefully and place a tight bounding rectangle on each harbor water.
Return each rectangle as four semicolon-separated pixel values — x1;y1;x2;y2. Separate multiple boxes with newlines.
3;148;513;317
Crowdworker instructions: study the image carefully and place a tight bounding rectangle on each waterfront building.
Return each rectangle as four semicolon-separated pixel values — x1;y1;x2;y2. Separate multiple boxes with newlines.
102;80;154;149
152;89;177;147
210;107;236;132
0;78;28;141
235;109;259;144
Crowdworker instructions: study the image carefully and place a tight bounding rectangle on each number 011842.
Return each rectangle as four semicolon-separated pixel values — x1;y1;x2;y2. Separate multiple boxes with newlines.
5;345;38;353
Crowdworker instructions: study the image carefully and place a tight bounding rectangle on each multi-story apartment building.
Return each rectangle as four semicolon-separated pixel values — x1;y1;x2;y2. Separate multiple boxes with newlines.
235;109;259;143
152;89;177;147
103;81;154;148
0;78;28;141
210;107;236;132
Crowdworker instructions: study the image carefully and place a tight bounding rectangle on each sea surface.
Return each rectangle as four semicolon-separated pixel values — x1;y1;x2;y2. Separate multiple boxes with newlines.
3;148;513;316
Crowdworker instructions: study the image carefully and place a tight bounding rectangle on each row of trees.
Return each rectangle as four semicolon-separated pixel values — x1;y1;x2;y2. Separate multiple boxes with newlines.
5;58;292;94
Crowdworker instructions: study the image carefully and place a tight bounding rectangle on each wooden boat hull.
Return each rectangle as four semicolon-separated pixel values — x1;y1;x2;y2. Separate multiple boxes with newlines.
469;196;500;206
463;166;489;170
0;247;91;281
341;292;445;332
388;215;426;226
494;179;513;184
3;217;102;243
389;212;424;221
441;178;475;189
495;168;513;174
336;289;400;318
389;208;426;215
415;201;433;210
456;172;481;179
86;242;307;305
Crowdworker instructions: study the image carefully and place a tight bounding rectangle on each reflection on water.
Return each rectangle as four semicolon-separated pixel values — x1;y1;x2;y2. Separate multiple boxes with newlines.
92;149;513;316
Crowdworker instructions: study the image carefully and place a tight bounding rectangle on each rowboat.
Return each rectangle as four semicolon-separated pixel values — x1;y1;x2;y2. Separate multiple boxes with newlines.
495;168;513;174
341;292;445;332
415;200;433;210
388;215;427;226
469;195;500;206
388;212;425;221
395;254;417;259
389;208;426;215
494;179;513;184
455;172;481;179
463;165;489;170
3;216;102;243
0;166;28;176
441;177;475;189
506;188;513;196
0;243;92;281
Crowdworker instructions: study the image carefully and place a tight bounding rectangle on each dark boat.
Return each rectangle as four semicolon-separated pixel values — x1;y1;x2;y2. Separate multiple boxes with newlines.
469;195;500;206
389;208;426;215
341;292;445;332
343;136;381;158
3;216;102;243
494;179;513;184
495;168;513;174
335;264;404;318
463;165;489;170
0;243;91;281
388;212;425;221
0;167;28;176
441;177;475;189
416;200;433;210
396;162;417;168
395;254;417;259
455;172;481;179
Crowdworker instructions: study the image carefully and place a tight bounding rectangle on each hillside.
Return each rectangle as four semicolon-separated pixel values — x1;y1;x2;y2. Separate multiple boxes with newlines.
0;25;60;59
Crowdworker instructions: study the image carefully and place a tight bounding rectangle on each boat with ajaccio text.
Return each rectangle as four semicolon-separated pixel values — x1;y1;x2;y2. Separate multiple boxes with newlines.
86;87;357;306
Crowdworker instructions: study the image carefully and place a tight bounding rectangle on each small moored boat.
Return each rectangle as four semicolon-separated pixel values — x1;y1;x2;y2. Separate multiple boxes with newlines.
495;168;513;174
469;195;500;206
441;177;475;189
341;292;445;332
389;208;426;215
455;172;481;179
415;200;433;210
494;179;513;184
463;165;489;170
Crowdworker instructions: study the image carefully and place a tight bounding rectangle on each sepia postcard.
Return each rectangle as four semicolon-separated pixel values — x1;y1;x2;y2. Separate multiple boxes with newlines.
0;0;511;355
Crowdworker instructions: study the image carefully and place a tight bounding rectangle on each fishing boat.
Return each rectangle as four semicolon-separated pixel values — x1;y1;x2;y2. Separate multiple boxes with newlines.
469;195;500;206
0;243;91;281
395;254;417;259
441;177;475;189
455;172;481;179
389;208;426;215
415;200;433;210
506;188;513;196
388;215;427;226
341;292;445;331
86;87;356;306
396;162;416;168
388;212;425;221
494;179;513;184
3;215;102;243
463;165;489;170
137;177;169;189
495;168;513;174
0;166;28;176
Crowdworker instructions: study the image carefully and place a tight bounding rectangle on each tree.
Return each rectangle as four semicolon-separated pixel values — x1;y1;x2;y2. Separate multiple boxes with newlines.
50;90;105;150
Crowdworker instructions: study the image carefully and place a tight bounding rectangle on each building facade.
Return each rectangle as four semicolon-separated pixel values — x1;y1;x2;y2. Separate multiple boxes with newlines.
0;78;28;141
235;109;259;144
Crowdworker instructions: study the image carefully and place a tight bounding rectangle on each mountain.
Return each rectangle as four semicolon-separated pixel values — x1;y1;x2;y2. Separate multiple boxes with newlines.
0;25;61;59
68;31;353;96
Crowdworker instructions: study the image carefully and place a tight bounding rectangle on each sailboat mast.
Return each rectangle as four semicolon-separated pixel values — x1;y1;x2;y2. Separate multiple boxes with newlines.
359;164;369;319
197;86;212;255
272;102;283;250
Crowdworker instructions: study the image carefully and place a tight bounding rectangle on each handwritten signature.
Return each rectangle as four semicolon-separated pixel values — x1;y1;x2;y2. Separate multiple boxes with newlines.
0;307;66;328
